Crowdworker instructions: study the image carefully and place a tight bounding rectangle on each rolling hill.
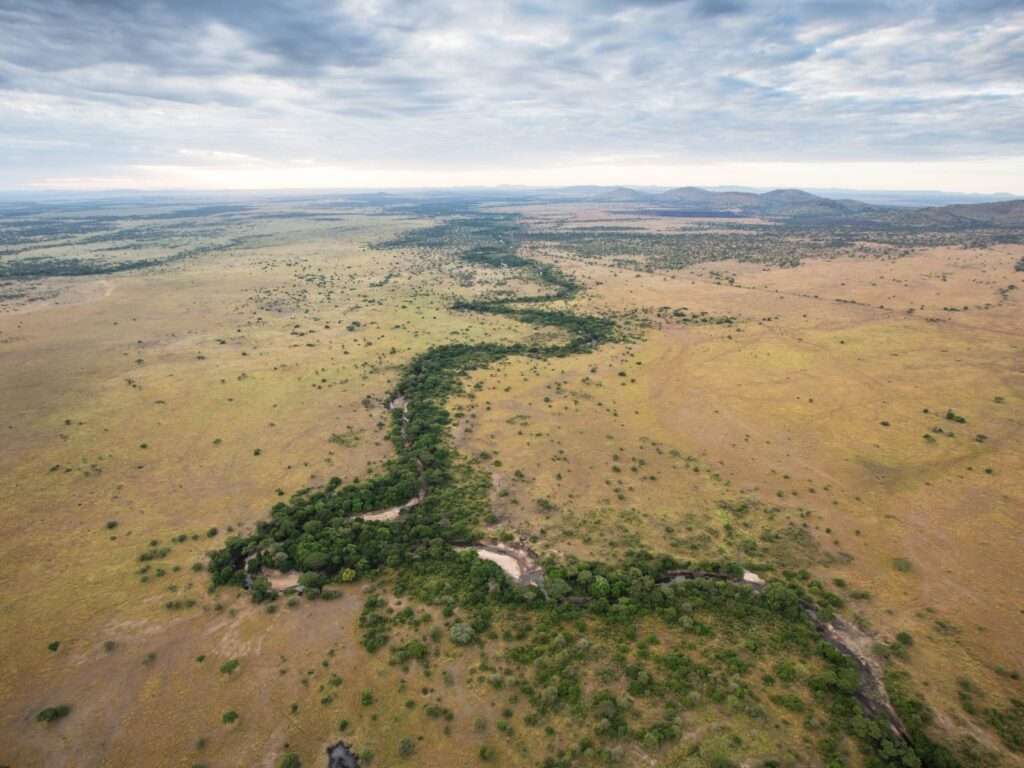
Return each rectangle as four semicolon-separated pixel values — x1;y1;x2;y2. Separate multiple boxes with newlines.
554;185;1024;226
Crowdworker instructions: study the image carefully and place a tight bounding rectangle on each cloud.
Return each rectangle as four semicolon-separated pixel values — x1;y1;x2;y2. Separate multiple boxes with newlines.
0;0;395;76
0;0;1021;190
692;0;747;17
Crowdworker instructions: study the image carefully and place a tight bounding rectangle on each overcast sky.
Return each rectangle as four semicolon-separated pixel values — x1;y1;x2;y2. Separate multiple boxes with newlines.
1;0;1022;193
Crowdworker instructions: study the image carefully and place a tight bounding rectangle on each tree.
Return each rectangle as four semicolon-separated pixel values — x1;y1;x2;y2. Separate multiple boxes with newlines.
450;622;475;645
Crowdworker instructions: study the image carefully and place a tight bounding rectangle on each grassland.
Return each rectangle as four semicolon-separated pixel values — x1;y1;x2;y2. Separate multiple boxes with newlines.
0;197;1021;767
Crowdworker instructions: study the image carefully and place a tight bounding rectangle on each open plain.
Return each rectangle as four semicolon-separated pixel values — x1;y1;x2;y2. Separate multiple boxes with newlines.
1;193;1022;768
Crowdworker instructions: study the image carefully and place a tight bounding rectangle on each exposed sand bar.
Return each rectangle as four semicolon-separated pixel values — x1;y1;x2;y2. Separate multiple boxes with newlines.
475;549;523;579
457;544;544;586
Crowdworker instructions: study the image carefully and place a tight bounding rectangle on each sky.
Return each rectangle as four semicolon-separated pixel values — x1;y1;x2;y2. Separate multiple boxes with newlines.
0;0;1022;193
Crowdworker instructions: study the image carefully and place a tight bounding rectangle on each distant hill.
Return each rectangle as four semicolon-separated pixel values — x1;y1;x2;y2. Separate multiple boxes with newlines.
896;199;1024;227
551;185;1024;226
618;185;879;219
657;186;760;208
756;189;876;217
589;186;654;202
709;187;1018;207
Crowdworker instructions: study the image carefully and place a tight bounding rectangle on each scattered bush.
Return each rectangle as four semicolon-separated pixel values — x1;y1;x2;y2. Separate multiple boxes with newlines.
36;705;71;723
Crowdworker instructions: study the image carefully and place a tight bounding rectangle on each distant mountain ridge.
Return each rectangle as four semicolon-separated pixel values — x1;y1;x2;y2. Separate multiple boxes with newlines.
565;185;1024;226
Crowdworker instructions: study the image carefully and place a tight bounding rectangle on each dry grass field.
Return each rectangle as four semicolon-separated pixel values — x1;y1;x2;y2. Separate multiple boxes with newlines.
1;198;1022;767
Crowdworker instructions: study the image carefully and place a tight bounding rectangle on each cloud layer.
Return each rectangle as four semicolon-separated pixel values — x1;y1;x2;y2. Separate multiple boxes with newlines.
0;0;1021;190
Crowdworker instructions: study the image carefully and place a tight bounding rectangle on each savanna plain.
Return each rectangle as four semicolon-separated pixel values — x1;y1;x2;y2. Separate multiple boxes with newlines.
1;193;1022;768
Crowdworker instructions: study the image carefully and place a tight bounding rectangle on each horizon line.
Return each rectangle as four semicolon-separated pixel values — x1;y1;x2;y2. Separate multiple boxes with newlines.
1;183;1021;199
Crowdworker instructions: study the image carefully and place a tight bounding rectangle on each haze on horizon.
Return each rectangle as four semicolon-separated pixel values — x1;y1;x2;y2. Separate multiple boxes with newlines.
1;0;1022;195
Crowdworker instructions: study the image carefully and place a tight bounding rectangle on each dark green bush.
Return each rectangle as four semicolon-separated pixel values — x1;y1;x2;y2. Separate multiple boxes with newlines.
36;705;71;723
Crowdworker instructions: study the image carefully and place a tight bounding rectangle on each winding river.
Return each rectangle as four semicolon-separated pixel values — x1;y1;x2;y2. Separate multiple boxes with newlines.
222;215;911;762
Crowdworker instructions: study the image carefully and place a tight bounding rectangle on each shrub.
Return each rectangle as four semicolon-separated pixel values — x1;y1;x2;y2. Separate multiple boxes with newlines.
277;753;301;768
37;705;71;723
450;623;476;645
399;738;416;758
222;710;239;724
